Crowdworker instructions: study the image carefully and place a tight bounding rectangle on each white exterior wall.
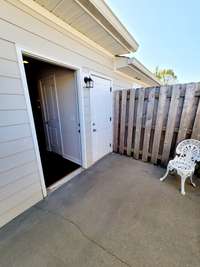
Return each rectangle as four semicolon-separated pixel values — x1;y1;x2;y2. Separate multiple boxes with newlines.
0;38;43;227
0;0;135;227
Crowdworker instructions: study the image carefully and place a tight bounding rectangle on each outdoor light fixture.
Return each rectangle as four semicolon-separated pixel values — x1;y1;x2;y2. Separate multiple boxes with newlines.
84;76;94;88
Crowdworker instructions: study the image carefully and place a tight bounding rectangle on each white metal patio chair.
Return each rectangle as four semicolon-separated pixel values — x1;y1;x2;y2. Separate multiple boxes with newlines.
160;139;200;195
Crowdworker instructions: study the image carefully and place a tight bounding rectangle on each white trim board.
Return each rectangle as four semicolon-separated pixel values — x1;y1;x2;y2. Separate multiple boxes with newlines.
16;46;47;197
47;167;83;194
16;45;87;196
62;153;81;166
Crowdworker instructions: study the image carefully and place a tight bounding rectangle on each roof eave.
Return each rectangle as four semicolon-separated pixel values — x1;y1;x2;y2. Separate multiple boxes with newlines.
87;0;139;52
115;57;161;87
128;58;161;86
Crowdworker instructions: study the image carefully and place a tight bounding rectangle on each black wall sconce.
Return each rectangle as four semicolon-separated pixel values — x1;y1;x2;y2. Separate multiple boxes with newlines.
84;76;94;88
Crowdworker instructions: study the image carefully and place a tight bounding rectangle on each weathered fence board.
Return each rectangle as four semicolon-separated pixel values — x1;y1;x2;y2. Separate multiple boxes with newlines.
127;89;135;156
161;84;180;165
192;88;200;140
151;86;168;164
113;82;200;166
142;88;155;161
134;88;145;159
177;83;196;144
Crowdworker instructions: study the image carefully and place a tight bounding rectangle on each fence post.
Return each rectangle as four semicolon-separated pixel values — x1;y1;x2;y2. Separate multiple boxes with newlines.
119;90;127;154
113;91;120;152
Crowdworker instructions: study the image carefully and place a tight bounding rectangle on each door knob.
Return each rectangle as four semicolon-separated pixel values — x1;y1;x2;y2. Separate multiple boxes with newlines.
93;129;97;132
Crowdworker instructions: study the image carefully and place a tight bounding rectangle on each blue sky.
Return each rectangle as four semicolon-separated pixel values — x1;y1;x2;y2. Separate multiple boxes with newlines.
107;0;200;83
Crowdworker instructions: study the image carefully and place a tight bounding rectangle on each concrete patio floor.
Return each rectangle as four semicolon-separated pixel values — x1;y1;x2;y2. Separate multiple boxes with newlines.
0;153;200;267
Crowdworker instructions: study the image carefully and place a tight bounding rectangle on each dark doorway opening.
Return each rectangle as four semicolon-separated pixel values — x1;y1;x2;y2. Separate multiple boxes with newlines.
41;151;79;187
23;55;80;187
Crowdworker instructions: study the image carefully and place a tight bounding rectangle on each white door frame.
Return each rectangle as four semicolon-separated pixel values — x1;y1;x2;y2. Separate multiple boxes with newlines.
16;45;87;197
89;71;113;163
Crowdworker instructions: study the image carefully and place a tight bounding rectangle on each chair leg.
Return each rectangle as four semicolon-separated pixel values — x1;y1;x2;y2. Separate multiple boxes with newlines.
181;175;187;195
160;165;170;182
190;173;196;188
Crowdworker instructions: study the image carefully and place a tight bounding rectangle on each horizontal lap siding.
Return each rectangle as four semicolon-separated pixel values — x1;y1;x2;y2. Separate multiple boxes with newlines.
0;94;26;110
0;137;34;158
0;58;21;78
0;172;39;201
0;161;38;188
0;76;23;94
0;38;43;228
0;110;29;126
0;187;42;227
0;38;18;60
0;124;31;143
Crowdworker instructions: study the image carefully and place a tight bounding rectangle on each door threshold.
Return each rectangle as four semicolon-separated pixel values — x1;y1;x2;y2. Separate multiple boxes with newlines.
47;167;83;194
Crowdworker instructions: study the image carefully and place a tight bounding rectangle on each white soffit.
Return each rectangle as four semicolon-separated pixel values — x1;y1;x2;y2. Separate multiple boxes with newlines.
34;0;138;55
115;57;161;87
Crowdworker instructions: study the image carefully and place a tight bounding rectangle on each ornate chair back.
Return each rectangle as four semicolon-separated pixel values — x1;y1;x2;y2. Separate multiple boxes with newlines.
176;139;200;164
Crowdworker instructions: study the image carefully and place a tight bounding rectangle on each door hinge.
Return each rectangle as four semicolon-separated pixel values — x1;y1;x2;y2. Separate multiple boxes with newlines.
110;87;112;92
109;143;112;147
109;117;112;122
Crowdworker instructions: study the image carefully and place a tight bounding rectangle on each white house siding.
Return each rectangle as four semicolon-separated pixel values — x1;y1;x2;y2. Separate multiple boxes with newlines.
0;38;43;227
113;75;135;91
0;0;134;227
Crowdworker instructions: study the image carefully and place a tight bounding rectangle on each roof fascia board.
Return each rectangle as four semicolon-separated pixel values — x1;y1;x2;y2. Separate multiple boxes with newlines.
128;58;160;84
128;64;160;86
87;0;139;51
115;57;161;86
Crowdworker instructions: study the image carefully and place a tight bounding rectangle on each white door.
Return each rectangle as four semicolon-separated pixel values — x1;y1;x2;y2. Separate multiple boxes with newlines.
56;70;82;165
39;74;62;155
90;75;112;163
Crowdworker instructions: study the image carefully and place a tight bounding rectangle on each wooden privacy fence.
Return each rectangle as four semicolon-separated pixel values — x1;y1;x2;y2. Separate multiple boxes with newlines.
113;82;200;166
